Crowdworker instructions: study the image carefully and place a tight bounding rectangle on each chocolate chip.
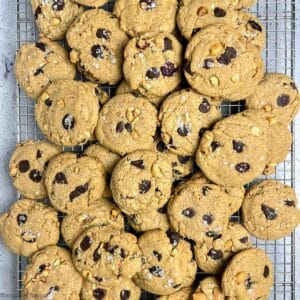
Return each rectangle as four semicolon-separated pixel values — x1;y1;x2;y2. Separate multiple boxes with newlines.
161;61;178;77
199;127;207;137
120;290;131;300
125;123;132;132
35;6;41;19
54;172;67;184
62;114;75;130
163;37;173;51
146;67;160;79
206;231;222;240
96;28;111;40
116;122;125;133
130;160;145;169
69;183;89;201
104;243;118;255
239;236;249;243
202;214;213;225
166;230;180;247
38;264;46;273
153;250;162;261
139;180;151;194
29;169;42;183
245;276;255;289
93;244;102;261
21;231;37;243
45;99;52;106
149;266;163;277
157;141;168;153
17;214;27;226
183;59;194;75
91;45;104;59
36;150;42;159
140;0;157;10
18;160;30;173
34;68;44;76
182;208;196;218
284;200;295;207
263;265;270;277
80;235;92;251
199;99;211;113
178;156;190;164
277;94;290;107
233;140;245;153
217;47;237;65
261;204;277;220
93;288;106;300
235;163;250;173
177;124;190;137
52;0;65;11
46;286;59;298
203;58;214;69
192;28;201;36
202;185;212;196
248;20;262;32
290;82;298;90
211;141;220;152
36;42;46;52
214;7;226;17
207;249;223;260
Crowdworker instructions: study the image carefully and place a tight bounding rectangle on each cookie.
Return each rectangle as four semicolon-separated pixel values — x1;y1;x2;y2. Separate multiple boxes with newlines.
242;180;300;240
177;0;237;40
133;229;197;295
61;200;124;247
227;0;256;9
123;32;183;98
31;0;83;40
45;152;106;214
116;80;164;107
167;178;244;243
66;9;129;85
195;110;270;187
72;226;141;284
184;23;264;101
9;140;61;200
192;277;224;300
111;150;173;215
95;94;158;156
194;222;252;274
113;0;178;37
245;73;300;125
73;0;109;7
158;287;193;300
15;38;76;100
22;246;82;300
35;80;99;147
80;278;141;300
0;199;59;257
159;89;221;156
221;248;273;299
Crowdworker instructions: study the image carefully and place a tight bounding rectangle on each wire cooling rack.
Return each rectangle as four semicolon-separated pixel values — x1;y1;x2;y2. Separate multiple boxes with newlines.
15;0;298;299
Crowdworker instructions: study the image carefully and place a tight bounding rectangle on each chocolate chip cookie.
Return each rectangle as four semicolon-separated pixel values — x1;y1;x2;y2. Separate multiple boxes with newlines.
9;140;61;200
133;229;197;295
222;248;273;299
184;23;264;101
95;94;158;156
66;9;129;85
123;33;183;98
73;0;109;7
72;226;141;284
246;73;300;125
113;0;178;37
0;199;59;257
45;152;106;214
31;0;83;40
35;80;99;147
158;287;193;300
15;38;76;100
111;150;173;215
23;246;82;299
242;180;300;240
159;89;221;156
193;277;224;300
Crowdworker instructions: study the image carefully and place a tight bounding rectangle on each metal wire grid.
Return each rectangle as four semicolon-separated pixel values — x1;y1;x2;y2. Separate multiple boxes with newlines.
15;0;297;299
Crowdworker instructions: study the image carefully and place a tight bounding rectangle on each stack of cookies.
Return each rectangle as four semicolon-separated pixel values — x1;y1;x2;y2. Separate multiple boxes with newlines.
1;0;300;299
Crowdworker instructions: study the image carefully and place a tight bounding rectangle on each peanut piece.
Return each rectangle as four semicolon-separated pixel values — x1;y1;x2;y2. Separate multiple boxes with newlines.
40;92;50;101
224;240;233;251
209;76;219;86
210;43;224;56
51;18;61;25
251;126;260;136
193;293;207;300
197;7;208;16
231;73;240;83
235;271;247;283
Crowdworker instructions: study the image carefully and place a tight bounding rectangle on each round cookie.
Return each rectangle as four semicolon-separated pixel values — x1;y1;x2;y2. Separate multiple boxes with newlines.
193;277;224;300
45;152;106;214
66;9;129;85
194;222;252;274
159;89;221;156
73;0;109;7
9;140;61;200
123;33;183;98
245;73;300;125
196;110;269;187
184;23;264;101
113;0;178;37
31;0;83;40
242;180;300;240
22;246;82;300
133;229;197;295
35;80;99;147
15;38;76;100
177;0;237;40
72;226;141;284
80;278;141;300
95;94;158;156
0;199;59;257
158;287;193;300
111;150;173;215
61;200;124;247
227;0;256;9
222;248;273;299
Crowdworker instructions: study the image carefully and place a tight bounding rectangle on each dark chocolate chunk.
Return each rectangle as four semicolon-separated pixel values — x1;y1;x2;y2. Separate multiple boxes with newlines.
80;235;92;251
233;140;245;153
235;163;250;173
139;180;151;194
181;208;196;218
17;214;27;226
29;169;42;183
18;160;30;173
261;204;277;220
207;249;223;260
130;160;145;169
69;183;89;201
